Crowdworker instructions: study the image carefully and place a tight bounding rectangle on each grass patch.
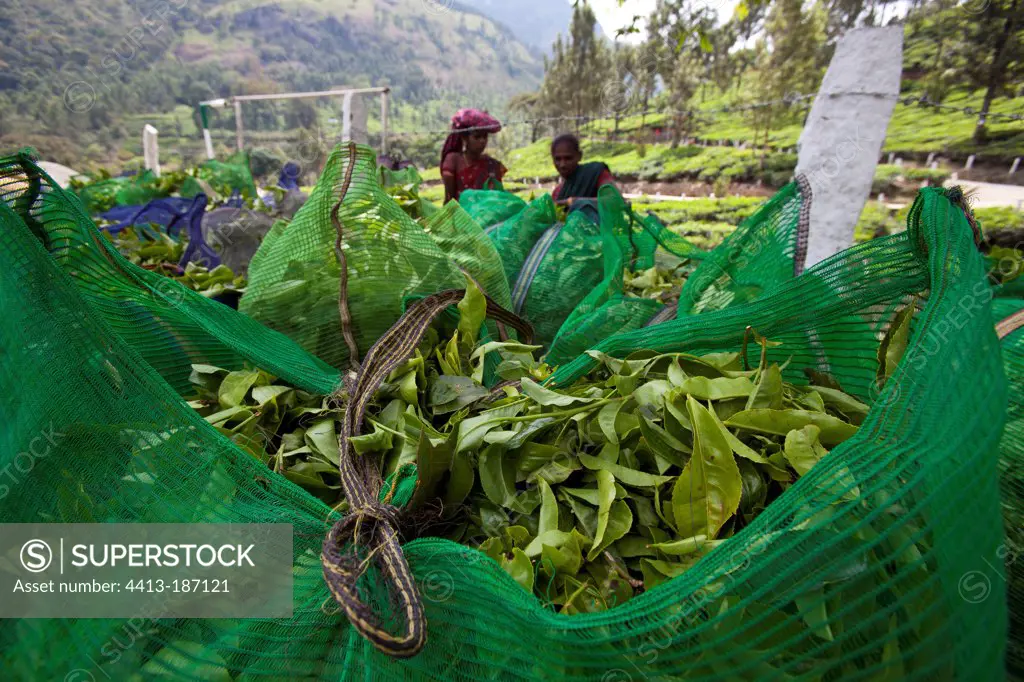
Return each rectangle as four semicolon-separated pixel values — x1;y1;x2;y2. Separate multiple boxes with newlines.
502;138;796;186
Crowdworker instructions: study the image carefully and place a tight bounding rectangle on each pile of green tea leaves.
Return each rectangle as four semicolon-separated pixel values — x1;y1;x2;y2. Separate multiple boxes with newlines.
187;284;876;614
103;227;184;270
378;167;440;222
187;364;344;506
176;262;247;299
100;227;246;298
986;245;1024;286
414;348;865;614
623;264;691;306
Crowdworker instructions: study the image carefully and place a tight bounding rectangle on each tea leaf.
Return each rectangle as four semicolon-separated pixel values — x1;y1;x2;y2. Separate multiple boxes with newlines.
672;396;743;540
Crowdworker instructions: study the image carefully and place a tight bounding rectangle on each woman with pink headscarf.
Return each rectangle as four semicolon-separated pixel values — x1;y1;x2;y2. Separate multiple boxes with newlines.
440;109;507;204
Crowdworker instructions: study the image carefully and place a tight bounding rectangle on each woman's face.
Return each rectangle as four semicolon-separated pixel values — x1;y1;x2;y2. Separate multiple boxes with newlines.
466;131;489;155
552;142;581;179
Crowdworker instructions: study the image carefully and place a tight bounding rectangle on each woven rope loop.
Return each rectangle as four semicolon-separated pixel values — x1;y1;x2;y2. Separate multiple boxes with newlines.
320;285;533;658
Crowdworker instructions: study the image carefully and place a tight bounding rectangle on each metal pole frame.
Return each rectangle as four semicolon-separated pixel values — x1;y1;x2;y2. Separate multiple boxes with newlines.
200;87;391;159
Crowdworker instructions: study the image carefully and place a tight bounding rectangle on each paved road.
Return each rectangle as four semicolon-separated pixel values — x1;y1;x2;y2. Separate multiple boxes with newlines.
944;178;1024;210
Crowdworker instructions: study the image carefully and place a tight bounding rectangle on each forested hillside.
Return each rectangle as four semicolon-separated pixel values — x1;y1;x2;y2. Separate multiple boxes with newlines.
512;0;1023;161
0;0;544;167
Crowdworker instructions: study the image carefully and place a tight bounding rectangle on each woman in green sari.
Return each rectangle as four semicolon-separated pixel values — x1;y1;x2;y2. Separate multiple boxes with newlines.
550;134;616;206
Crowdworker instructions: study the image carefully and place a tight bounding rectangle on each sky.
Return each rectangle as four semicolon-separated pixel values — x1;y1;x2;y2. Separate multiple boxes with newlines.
586;0;743;44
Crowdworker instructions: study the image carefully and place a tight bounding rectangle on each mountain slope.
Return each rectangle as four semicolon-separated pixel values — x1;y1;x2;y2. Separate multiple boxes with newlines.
0;0;545;166
467;0;575;52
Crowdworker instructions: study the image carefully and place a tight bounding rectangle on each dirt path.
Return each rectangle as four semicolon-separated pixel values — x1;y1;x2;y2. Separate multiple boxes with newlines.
944;179;1024;209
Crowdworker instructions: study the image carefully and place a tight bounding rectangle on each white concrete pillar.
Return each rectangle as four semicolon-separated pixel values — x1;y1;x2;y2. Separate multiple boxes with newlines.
796;26;903;268
349;94;369;145
965;155;976;170
234;100;244;153
1011;157;1021;176
341;92;353;142
143;124;160;177
927;152;936;165
380;90;390;156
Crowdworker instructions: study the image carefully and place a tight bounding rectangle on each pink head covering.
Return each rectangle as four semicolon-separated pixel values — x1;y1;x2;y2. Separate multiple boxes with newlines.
440;109;502;167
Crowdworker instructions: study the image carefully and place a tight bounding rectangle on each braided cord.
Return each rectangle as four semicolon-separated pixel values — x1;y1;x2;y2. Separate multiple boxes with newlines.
322;287;532;658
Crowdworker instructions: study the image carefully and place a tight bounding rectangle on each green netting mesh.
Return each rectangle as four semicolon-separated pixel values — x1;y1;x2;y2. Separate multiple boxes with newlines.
480;185;705;352
378;165;441;220
73;170;163;214
548;174;811;366
240;145;510;370
458;189;527;230
543;189;660;366
1;172;1009;680
484;192;559;289
71;153;257;213
677;177;810;317
194;151;258;200
994;297;1024;680
0;152;339;396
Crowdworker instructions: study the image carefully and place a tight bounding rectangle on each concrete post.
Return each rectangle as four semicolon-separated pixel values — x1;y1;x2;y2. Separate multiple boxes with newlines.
965;154;975;170
795;26;903;268
341;92;353;142
380;90;390;156
234;100;244;153
1011;157;1021;176
349;94;369;145
142;124;160;177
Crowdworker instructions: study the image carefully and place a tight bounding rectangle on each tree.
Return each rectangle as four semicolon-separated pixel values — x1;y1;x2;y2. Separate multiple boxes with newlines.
750;0;827;152
957;0;1022;143
632;37;661;128
539;2;610;133
286;99;319;130
508;91;545;143
644;0;719;146
608;44;634;134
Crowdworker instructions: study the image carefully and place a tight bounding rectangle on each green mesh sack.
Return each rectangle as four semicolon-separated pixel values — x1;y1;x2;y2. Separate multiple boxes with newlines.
195;151;258;200
378;165;440;220
994;297;1024;680
509;208;608;346
73;173;155;214
112;169;164;207
0;200;357;680
544;189;664;366
546;294;665;366
177;173;206;199
485;192;559;286
458;189;527;229
378;165;422;187
636;209;712;264
483;185;708;352
240;144;510;370
676;176;811;317
0;151;340;397
544;186;718;365
545;179;808;365
1;184;1008;680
